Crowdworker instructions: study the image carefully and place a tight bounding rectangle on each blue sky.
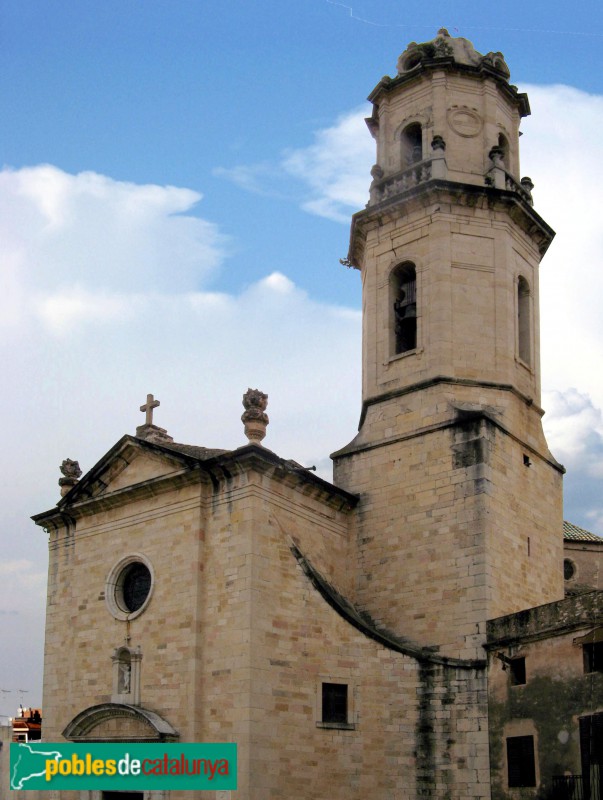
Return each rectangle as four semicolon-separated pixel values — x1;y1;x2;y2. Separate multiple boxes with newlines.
2;0;603;714
4;0;603;306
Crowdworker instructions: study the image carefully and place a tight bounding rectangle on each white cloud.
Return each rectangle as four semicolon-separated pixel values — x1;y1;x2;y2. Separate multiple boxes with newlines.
519;86;603;408
543;389;603;471
258;271;296;294
0;559;46;720
543;389;603;532
0;560;46;612
0;166;228;315
216;107;373;222
212;163;278;196
36;288;145;333
281;107;373;222
0;163;361;463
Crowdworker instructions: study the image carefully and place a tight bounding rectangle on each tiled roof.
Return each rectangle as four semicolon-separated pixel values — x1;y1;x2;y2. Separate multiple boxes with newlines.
163;442;230;460
564;520;603;542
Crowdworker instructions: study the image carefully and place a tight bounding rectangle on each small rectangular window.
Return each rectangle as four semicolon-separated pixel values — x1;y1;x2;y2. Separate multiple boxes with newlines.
322;682;348;724
510;657;526;686
584;642;603;674
102;794;145;800
507;735;536;787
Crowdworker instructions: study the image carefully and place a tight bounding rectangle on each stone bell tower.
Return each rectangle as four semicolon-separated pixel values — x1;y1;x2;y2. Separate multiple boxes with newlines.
333;29;564;660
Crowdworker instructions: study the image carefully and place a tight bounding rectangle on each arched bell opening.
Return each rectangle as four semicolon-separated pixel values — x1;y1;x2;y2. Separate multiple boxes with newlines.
391;263;417;355
401;123;423;169
517;275;531;366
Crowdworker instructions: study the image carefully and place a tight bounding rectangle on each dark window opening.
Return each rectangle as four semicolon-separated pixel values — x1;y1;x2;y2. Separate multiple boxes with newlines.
580;713;603;800
507;735;536;788
401;123;422;168
393;263;417;354
510;657;526;686
518;276;531;365
103;794;144;799
584;642;603;674
322;682;348;724
120;562;151;613
564;558;576;581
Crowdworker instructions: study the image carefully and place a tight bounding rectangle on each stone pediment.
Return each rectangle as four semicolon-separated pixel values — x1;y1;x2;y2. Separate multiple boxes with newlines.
59;436;199;505
105;448;183;493
63;703;178;742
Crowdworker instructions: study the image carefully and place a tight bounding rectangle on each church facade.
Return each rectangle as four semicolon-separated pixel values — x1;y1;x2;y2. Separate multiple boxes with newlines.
30;30;602;800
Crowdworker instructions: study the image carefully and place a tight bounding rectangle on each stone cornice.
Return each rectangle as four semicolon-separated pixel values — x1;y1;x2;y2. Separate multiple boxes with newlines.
486;590;603;648
367;59;529;116
199;444;358;512
358;376;546;426
32;438;358;531
32;469;203;530
332;397;565;475
347;179;555;266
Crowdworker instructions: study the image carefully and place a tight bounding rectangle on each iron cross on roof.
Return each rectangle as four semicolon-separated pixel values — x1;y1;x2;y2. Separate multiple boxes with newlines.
140;393;160;426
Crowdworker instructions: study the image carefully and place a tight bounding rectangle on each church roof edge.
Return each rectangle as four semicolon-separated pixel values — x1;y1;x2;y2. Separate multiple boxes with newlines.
564;520;602;542
486;588;603;647
292;542;486;670
32;435;358;527
199;443;359;509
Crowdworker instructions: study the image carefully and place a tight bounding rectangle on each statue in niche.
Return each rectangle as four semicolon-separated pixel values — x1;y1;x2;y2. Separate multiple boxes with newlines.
118;660;131;693
111;645;142;704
